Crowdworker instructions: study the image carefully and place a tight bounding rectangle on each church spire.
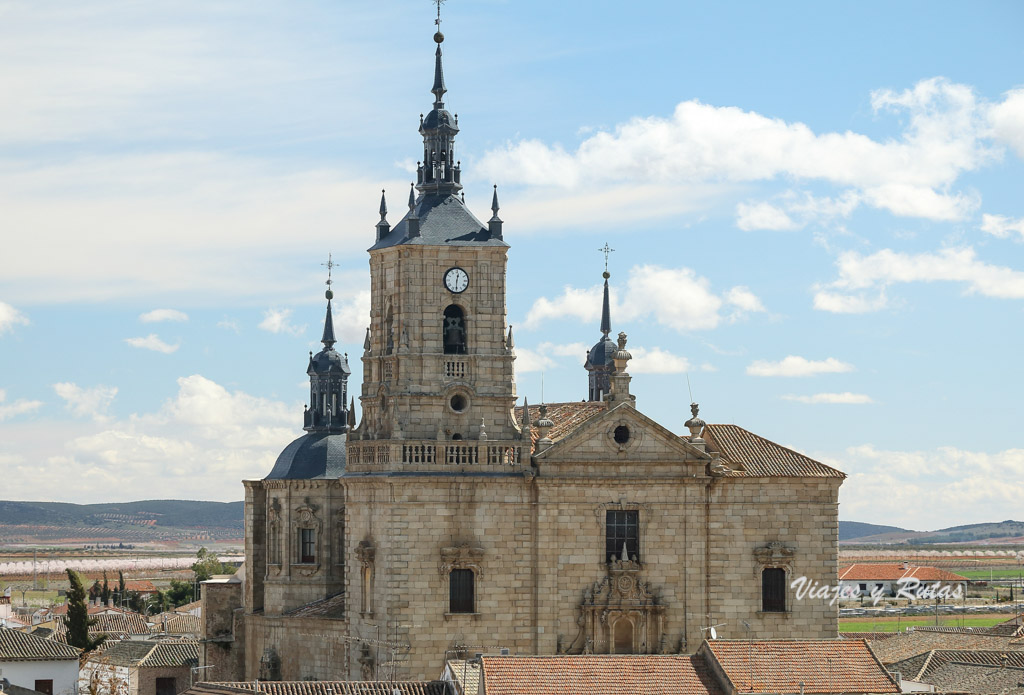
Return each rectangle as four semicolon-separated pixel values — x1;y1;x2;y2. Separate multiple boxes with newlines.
585;244;616;402
304;256;351;433
416;22;462;195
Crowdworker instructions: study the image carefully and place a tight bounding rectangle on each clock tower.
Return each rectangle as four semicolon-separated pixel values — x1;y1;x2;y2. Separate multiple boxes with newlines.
352;29;519;447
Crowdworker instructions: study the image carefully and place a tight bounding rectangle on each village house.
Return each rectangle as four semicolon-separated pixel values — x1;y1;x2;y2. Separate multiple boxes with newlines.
838;564;968;599
78;640;199;695
0;627;80;695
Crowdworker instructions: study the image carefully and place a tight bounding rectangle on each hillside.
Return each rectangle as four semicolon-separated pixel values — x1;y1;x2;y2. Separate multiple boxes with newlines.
840;519;1024;544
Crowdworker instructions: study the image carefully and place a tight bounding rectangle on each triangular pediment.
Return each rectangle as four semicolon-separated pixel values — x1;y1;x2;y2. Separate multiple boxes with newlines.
533;402;711;466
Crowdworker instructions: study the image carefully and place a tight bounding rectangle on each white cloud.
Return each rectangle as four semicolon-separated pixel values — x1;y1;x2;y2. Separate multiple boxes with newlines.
814;247;1024;312
747;356;854;377
989;88;1024;158
514;348;556;374
480;78;1000;223
524;264;762;333
217;318;241;333
140;309;188;323
835;444;1024;529
53;382;118;421
627;347;692;374
259;308;305;336
781;392;873;404
981;213;1024;241
0;375;299;503
0;389;43;421
125;333;181;353
0;301;29;335
735;202;798;231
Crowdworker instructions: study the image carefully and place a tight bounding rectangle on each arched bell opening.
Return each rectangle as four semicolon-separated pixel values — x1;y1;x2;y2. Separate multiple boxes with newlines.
443;305;467;355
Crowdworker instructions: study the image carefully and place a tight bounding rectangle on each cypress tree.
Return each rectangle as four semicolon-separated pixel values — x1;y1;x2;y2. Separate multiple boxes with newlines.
64;569;105;651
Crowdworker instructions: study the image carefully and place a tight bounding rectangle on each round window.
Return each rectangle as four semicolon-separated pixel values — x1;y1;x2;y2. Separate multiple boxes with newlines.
450;394;468;412
613;425;630;444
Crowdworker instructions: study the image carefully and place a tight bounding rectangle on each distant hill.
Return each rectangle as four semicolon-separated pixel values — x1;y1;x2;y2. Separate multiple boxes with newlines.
840;519;1024;544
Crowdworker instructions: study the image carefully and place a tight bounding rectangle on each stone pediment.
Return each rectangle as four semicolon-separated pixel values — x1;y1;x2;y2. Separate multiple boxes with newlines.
533;402;711;466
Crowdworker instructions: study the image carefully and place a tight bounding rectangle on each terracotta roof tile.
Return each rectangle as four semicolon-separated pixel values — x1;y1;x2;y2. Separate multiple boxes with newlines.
705;639;899;694
480;654;725;695
89;640;198;668
53;611;150;642
838;564;968;582
702;425;845;478
140;641;199;668
0;626;80;661
190;681;449;695
514;402;607;445
840;633;901;641
155;613;201;635
445;659;482;695
923;661;1024;694
868;631;1024;665
283;592;345;620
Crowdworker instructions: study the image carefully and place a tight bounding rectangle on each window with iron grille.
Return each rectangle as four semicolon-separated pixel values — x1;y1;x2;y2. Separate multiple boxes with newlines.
299;528;316;563
449;569;475;613
762;567;786;612
605;510;639;563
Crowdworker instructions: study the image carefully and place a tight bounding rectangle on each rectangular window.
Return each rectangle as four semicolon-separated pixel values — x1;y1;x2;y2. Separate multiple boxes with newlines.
762;568;786;612
155;677;176;695
300;528;316;563
606;510;639;563
449;569;475;613
34;681;54;695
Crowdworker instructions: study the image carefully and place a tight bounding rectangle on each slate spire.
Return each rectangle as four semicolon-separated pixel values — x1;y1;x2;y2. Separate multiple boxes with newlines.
416;29;461;195
321;300;337;349
304;258;351;433
600;271;612;337
432;42;447;108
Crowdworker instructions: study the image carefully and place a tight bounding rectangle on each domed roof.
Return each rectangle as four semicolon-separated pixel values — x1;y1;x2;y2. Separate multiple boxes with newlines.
586;335;616;369
422;107;456;131
265;432;347;480
308;347;351;376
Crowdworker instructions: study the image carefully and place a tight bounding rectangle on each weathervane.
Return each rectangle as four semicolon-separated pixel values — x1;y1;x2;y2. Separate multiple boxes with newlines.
598;242;615;273
322;254;335;298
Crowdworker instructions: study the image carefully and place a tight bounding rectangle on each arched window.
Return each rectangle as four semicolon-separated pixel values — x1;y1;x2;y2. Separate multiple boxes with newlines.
449;568;475;613
443;305;467;355
384;306;394;355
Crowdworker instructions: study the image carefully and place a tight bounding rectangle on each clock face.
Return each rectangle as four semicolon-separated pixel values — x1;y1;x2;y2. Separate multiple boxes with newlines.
444;267;469;293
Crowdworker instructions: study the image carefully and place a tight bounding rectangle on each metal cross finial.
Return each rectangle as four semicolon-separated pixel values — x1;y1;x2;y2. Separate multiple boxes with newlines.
433;0;446;28
598;243;615;272
322;253;335;288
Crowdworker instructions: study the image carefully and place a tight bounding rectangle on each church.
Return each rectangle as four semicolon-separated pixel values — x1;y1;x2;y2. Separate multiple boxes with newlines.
200;20;845;683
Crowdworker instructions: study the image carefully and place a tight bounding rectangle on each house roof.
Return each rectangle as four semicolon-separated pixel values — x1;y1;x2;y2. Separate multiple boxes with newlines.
91;640;198;668
445;659;482;695
702;424;846;478
514;402;607;445
283;592;346;620
838;564;968;582
53;611;151;642
155;613;201;635
479;654;725;695
867;630;1024;666
369;193;507;251
0;626;80;661
703;639;900;694
125;580;157;593
185;682;450;695
923;661;1024;694
892;649;1024;681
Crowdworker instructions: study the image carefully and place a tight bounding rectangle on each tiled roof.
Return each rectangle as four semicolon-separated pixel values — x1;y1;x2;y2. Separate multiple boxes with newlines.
896;649;1024;680
923;661;1024;694
283;592;345;620
514;402;607;445
90;640;198;668
445;659;482;695
53;611;151;642
702;424;845;478
155;613;201;635
125;580;158;593
175;600;203;614
188;681;450;695
704;639;899;694
838;564;968;582
0;626;80;661
868;630;1024;665
480;654;725;695
840;633;900;641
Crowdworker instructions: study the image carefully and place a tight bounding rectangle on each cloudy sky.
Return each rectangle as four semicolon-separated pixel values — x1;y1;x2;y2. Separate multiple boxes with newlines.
1;1;1022;530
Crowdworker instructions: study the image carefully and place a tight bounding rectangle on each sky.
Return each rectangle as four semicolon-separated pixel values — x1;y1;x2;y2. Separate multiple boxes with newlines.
0;1;1022;531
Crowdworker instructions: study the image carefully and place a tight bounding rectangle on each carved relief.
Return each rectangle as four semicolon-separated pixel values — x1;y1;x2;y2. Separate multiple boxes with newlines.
570;561;666;655
439;544;485;576
754;541;797;573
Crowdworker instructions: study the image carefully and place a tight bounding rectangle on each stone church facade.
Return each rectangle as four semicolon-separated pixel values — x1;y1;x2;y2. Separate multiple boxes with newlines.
201;24;845;683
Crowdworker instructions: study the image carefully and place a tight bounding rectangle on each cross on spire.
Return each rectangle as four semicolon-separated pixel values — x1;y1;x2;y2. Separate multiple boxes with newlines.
321;253;336;291
598;243;615;273
434;0;445;29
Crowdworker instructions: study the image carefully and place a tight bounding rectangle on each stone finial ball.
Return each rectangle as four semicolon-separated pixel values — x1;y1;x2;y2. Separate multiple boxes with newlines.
326;289;334;300
603;271;610;279
434;31;444;44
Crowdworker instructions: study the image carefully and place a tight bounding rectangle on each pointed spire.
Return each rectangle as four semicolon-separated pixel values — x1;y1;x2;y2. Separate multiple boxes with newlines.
407;182;420;237
408;182;416;210
363;326;371;352
521;397;533;444
600;272;611;337
348;398;356;428
488;184;504;239
506;324;515;350
491;185;500;216
431;31;447;107
321;300;336;348
379;189;388;220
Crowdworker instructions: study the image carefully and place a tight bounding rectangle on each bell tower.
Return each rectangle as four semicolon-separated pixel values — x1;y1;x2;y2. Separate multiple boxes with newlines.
353;28;519;446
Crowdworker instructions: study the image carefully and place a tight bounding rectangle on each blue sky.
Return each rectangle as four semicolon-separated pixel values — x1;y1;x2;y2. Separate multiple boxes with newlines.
0;1;1022;529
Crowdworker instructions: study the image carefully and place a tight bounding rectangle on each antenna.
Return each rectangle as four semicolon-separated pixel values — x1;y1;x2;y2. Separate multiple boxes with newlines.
540;372;545;403
700;618;726;641
686;373;693;402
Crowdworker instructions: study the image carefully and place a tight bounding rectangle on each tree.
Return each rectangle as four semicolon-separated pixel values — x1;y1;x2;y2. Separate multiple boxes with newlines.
101;571;110;604
192;547;233;582
64;569;105;652
166;579;194;607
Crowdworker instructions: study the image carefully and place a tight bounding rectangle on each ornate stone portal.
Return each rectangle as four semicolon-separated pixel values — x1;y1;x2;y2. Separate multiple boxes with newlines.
572;556;666;655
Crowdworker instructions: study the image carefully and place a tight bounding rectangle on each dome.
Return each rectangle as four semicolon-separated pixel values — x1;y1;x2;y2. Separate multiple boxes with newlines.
422;108;456;131
264;432;347;480
308;347;351;376
585;336;616;369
